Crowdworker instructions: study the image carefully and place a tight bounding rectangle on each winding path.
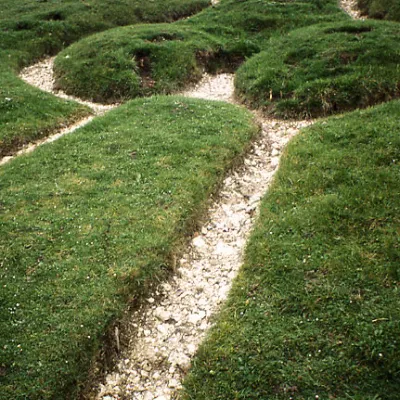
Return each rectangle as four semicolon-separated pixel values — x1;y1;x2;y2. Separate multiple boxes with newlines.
96;74;310;399
7;1;364;398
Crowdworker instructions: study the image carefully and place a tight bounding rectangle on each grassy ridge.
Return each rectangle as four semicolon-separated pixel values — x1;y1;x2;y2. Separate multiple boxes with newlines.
357;0;400;21
0;0;209;155
53;0;347;103
182;100;400;399
235;20;400;118
54;24;222;103
0;96;258;399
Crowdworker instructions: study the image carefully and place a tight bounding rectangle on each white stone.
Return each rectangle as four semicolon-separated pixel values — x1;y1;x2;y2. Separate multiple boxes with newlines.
168;379;179;388
154;307;170;322
193;236;206;248
214;241;236;256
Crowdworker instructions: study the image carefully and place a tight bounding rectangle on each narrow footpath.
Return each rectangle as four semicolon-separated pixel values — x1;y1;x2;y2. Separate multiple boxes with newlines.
96;75;311;400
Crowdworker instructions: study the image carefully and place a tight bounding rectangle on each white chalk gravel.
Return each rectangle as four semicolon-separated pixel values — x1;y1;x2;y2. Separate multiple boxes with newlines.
96;74;312;400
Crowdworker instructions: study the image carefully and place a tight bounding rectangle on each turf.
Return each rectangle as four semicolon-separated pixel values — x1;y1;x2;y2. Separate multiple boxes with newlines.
0;0;209;155
53;24;222;103
0;67;90;157
357;0;400;21
52;0;347;103
235;20;400;118
0;96;258;399
182;99;400;400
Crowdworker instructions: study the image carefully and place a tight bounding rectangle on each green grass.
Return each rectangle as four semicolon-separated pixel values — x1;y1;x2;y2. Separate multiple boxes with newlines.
54;24;223;103
184;0;346;49
0;0;209;155
182;99;400;400
0;96;258;399
235;20;400;118
357;0;400;21
53;0;347;103
0;68;90;157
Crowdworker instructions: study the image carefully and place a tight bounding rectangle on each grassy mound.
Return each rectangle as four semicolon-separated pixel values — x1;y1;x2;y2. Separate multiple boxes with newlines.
53;0;347;103
0;0;209;64
182;99;400;400
54;24;222;103
235;20;400;118
357;0;400;21
185;0;346;49
0;0;209;155
0;96;258;399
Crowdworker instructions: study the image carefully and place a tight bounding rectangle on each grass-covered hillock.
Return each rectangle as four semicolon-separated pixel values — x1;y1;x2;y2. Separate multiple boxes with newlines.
54;24;222;103
0;0;209;64
182;99;400;400
357;0;400;21
235;20;400;118
185;0;347;49
53;0;347;103
0;96;258;399
0;0;209;155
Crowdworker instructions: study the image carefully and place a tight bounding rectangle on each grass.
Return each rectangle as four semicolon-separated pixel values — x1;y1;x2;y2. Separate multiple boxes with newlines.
182;99;400;400
357;0;400;21
0;67;90;157
53;0;347;103
235;20;400;118
0;95;258;399
2;0;400;398
0;0;209;155
54;24;223;103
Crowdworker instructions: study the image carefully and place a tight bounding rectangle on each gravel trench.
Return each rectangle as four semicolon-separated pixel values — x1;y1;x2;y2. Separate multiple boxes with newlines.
96;75;311;400
10;1;363;395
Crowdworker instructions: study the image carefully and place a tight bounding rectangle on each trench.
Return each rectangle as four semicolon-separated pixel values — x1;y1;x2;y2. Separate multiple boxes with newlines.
8;1;363;398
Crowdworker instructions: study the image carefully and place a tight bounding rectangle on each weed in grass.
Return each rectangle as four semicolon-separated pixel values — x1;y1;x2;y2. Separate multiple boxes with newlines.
235;20;400;118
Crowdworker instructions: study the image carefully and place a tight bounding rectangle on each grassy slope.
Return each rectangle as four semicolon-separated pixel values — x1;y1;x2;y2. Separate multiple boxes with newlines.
53;0;347;103
183;100;400;400
0;96;258;399
0;0;209;155
235;20;400;118
357;0;400;21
